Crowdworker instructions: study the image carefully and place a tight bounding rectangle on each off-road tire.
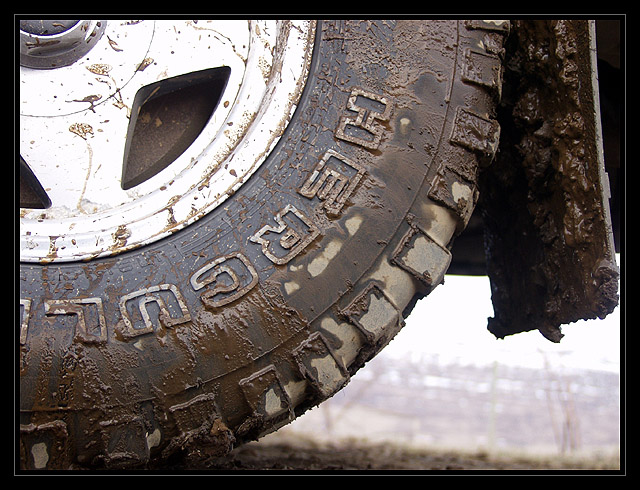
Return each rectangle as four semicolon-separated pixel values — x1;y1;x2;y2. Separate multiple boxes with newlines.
19;19;508;469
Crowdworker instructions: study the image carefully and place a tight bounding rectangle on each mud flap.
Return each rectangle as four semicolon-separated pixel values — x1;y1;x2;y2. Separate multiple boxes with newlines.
480;19;619;341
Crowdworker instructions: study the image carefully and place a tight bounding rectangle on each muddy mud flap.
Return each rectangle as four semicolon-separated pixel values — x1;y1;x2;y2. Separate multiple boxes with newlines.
480;19;619;341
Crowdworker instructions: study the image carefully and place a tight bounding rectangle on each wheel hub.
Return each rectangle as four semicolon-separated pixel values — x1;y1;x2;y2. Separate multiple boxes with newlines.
19;20;107;69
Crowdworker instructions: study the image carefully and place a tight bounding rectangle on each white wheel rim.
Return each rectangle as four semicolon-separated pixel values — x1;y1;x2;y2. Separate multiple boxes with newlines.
20;20;316;263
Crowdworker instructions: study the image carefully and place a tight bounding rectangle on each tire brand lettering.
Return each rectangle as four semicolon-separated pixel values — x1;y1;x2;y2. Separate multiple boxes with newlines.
44;297;108;344
250;204;320;265
119;284;191;338
335;87;392;150
21;253;257;346
298;149;365;216
190;252;259;309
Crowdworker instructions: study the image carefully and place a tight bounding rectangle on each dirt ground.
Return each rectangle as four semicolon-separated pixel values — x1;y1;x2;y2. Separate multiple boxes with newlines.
162;432;621;473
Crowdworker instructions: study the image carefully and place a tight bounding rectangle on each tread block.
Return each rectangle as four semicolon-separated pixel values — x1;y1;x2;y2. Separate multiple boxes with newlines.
450;107;501;157
464;19;510;34
392;225;452;289
20;420;70;469
462;48;503;92
168;393;218;433
99;415;149;467
428;167;479;225
239;365;293;420
292;332;348;397
341;283;402;344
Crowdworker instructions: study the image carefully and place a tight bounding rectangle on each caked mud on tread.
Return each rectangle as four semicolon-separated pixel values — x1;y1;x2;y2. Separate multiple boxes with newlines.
18;20;508;469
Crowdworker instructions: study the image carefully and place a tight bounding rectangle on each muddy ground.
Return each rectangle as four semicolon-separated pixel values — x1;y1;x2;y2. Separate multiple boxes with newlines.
154;432;621;472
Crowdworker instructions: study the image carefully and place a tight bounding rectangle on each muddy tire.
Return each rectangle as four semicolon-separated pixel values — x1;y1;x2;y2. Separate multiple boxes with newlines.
19;20;508;469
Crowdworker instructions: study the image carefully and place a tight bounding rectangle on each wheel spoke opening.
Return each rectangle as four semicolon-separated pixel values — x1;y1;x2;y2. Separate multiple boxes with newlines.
121;66;231;190
19;156;51;209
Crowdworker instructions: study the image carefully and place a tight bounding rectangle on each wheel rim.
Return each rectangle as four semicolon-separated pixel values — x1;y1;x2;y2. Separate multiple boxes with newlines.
19;20;316;263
